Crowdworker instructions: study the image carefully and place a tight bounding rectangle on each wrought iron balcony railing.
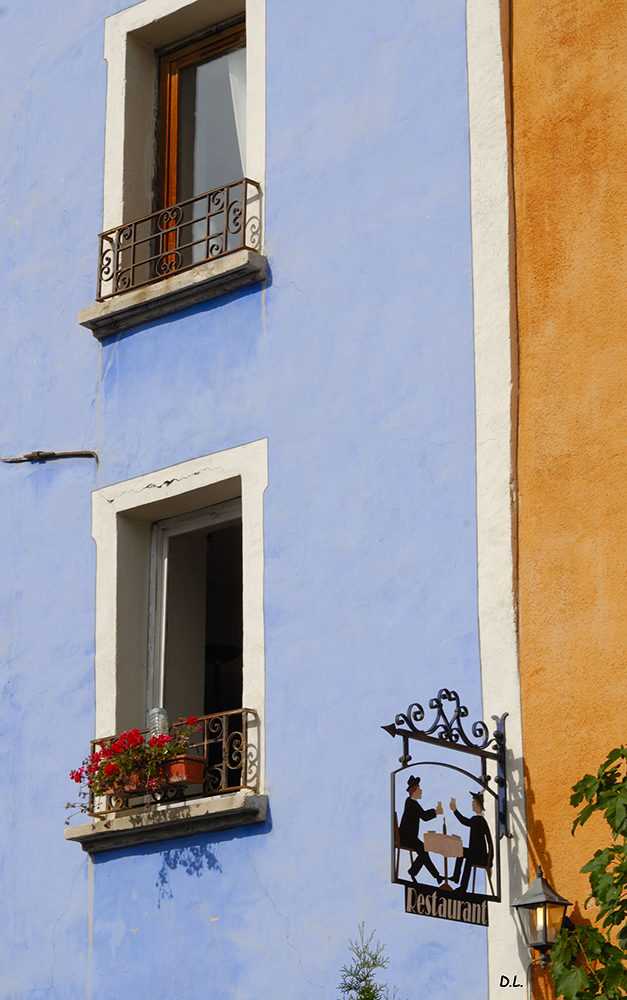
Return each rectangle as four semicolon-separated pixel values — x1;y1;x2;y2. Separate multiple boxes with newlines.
97;178;261;300
88;707;259;816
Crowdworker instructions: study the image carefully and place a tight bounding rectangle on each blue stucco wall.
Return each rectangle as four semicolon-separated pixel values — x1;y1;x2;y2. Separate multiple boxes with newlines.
0;0;485;996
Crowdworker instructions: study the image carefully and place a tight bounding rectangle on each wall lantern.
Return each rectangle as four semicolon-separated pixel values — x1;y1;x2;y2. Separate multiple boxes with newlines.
511;866;571;968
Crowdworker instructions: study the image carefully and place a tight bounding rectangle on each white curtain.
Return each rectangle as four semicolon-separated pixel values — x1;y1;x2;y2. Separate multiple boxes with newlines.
228;47;247;175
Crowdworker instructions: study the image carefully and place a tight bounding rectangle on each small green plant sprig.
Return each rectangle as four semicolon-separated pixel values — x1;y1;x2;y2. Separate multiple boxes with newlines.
550;747;627;1000
337;924;404;1000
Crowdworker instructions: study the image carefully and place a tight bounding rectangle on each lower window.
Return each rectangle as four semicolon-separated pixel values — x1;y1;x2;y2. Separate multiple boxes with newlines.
88;442;267;817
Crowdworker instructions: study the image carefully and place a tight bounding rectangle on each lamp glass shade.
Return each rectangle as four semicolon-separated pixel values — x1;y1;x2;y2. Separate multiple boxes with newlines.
528;902;567;950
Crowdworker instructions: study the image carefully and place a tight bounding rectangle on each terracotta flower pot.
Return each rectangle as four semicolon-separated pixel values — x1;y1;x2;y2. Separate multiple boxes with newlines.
105;755;206;808
162;755;206;786
105;774;151;796
121;774;149;794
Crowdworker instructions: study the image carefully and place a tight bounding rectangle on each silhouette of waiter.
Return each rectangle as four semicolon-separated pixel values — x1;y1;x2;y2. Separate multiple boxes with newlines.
399;775;443;883
450;791;493;893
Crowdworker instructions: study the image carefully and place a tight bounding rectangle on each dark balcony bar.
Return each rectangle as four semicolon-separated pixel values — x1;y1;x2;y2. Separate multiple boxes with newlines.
88;707;259;816
97;178;262;300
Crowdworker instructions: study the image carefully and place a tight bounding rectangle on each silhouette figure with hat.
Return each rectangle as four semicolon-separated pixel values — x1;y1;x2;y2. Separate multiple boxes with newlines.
399;775;444;883
449;791;493;893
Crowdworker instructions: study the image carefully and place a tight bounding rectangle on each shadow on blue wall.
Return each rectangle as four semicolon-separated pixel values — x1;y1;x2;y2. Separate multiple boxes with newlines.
155;841;222;906
98;272;272;348
91;812;273;907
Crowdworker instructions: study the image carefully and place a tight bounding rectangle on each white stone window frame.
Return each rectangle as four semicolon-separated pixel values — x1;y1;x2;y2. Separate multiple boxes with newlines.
91;440;268;785
79;0;267;338
66;441;268;851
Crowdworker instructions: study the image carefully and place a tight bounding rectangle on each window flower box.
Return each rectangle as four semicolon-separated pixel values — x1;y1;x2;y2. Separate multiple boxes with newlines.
69;716;205;814
107;754;207;808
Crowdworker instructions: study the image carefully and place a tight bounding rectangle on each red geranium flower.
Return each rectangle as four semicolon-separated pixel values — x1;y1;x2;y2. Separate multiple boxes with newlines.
70;711;201;813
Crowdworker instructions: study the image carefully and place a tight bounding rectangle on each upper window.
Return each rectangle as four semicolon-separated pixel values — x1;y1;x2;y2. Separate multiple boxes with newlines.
79;0;267;325
158;21;247;208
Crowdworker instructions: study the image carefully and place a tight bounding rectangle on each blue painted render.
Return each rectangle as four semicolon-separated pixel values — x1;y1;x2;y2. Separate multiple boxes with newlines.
0;0;486;996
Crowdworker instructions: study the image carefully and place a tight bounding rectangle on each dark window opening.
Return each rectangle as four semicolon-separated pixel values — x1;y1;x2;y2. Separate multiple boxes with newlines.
204;524;243;714
162;518;242;723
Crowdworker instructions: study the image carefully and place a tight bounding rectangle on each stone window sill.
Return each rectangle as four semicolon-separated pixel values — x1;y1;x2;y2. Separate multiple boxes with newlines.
78;248;268;340
64;790;268;854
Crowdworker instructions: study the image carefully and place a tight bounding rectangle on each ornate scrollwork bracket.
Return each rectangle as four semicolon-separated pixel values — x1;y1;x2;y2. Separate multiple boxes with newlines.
382;688;509;839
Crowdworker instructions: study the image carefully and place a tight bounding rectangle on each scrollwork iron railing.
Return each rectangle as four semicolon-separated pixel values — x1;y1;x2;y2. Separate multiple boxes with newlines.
96;178;262;300
88;707;259;816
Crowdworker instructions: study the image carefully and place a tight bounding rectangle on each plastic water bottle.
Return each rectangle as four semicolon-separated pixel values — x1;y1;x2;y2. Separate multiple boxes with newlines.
148;707;169;736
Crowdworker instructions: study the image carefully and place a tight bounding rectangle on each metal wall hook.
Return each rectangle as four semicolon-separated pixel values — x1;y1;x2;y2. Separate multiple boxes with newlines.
0;450;99;467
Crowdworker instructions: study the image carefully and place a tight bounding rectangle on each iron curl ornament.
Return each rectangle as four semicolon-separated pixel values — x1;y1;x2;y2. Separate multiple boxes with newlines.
99;245;114;281
393;688;494;751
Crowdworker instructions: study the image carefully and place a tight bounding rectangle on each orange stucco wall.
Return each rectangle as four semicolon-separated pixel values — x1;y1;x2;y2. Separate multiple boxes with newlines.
513;0;627;946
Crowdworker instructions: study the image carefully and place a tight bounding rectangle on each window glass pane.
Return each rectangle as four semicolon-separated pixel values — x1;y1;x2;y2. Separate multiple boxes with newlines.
163;529;207;722
177;47;246;201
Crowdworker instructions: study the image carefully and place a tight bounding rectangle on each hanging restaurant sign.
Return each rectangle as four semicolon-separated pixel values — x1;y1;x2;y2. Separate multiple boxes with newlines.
382;688;508;926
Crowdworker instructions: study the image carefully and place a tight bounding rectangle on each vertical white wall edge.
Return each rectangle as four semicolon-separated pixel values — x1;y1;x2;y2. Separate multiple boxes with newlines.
466;0;529;994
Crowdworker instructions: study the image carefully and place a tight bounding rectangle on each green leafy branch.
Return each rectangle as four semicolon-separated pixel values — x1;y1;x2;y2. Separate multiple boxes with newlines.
337;924;404;1000
551;923;627;999
550;748;627;999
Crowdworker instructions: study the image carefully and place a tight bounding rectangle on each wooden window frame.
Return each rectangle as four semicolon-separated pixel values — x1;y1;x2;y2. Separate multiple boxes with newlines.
158;21;247;210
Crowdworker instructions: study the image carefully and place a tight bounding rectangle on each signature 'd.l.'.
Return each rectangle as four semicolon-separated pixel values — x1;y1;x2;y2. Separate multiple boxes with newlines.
500;975;523;988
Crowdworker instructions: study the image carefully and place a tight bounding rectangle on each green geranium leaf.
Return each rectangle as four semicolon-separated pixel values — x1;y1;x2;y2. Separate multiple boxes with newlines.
552;964;588;1000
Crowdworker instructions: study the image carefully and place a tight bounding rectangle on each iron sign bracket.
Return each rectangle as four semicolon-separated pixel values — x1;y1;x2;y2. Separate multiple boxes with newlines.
382;688;509;839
